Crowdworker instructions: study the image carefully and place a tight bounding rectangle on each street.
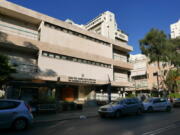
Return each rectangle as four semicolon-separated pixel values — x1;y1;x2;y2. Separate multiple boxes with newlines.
1;108;180;135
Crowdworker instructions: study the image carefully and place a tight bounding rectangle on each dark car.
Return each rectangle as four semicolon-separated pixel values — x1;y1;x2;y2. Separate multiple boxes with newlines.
173;98;180;107
98;98;144;118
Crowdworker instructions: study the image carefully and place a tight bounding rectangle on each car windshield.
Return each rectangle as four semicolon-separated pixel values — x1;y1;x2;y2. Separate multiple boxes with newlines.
110;101;118;105
144;98;153;103
110;99;124;105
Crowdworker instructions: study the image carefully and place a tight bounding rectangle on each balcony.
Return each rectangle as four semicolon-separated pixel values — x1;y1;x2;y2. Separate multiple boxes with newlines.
0;21;39;41
113;60;133;70
115;30;128;42
111;81;132;87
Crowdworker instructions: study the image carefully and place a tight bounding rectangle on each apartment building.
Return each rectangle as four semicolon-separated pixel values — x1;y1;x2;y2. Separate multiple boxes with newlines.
170;19;180;39
130;54;171;96
0;1;133;103
85;11;128;42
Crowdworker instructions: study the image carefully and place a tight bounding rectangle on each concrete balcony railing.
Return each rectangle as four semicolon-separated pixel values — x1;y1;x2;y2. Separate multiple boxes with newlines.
115;30;128;42
0;21;39;41
111;81;132;87
113;60;133;70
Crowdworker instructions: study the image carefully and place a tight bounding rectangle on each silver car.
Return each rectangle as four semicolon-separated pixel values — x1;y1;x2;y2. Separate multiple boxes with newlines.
0;99;33;130
143;98;172;112
98;98;144;118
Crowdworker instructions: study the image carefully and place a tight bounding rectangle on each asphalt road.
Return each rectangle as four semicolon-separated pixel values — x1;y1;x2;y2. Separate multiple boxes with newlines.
1;108;180;135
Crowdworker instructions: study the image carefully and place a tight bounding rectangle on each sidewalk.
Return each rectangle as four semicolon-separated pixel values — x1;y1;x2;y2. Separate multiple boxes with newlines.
34;106;99;123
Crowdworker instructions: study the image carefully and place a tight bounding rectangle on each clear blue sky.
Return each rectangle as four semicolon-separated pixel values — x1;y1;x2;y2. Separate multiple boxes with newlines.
8;0;180;54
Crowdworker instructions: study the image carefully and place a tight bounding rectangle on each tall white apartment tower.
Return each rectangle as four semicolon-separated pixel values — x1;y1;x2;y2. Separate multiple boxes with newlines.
170;19;180;39
85;11;128;42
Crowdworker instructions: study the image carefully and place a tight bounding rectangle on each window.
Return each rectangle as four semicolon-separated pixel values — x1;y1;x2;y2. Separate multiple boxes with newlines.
100;63;104;67
73;58;78;62
68;57;73;61
41;51;111;68
61;56;67;60
42;52;48;56
55;55;61;59
0;101;20;110
83;60;87;64
49;53;54;58
92;62;96;65
153;99;160;104
87;61;92;64
95;62;100;66
78;59;82;63
160;99;166;102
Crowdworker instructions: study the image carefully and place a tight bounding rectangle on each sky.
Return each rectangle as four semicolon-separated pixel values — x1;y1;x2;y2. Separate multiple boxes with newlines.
7;0;180;54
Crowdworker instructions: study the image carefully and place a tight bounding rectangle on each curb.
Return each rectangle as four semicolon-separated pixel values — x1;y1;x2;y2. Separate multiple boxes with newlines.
34;114;98;124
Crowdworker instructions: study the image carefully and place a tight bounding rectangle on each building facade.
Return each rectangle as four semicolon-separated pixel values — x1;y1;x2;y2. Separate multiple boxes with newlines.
170;19;180;39
0;1;133;103
84;11;128;42
130;54;171;96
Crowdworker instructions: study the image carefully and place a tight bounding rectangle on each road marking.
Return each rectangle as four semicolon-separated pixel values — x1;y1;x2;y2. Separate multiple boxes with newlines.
142;124;177;135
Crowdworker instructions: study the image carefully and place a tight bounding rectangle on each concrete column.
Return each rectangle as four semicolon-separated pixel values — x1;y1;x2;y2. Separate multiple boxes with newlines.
123;88;126;98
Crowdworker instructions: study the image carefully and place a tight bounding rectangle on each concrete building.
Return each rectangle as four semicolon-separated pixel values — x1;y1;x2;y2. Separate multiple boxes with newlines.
84;11;128;42
170;19;180;39
130;54;171;96
0;1;133;103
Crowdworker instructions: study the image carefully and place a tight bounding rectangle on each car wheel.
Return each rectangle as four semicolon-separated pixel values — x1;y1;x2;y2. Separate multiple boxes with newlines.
13;118;28;130
115;110;121;118
166;106;171;112
147;106;153;112
136;108;143;115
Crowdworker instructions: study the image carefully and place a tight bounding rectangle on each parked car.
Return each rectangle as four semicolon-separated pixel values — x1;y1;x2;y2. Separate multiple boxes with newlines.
173;98;180;107
98;98;144;118
0;99;33;130
143;98;172;112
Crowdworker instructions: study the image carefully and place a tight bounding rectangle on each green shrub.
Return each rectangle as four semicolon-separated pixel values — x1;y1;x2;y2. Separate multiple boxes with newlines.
169;93;180;98
38;96;56;104
151;92;159;97
126;93;136;98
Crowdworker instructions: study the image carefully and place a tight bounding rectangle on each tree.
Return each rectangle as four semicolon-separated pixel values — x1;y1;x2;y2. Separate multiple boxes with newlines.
166;38;180;68
0;54;16;88
164;38;180;92
165;69;180;93
139;28;168;89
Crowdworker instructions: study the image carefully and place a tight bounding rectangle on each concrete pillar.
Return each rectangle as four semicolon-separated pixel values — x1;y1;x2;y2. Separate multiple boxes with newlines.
123;88;126;98
5;86;13;99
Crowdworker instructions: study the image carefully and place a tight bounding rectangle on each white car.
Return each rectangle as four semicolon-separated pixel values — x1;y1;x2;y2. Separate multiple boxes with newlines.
0;99;33;130
143;98;172;112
